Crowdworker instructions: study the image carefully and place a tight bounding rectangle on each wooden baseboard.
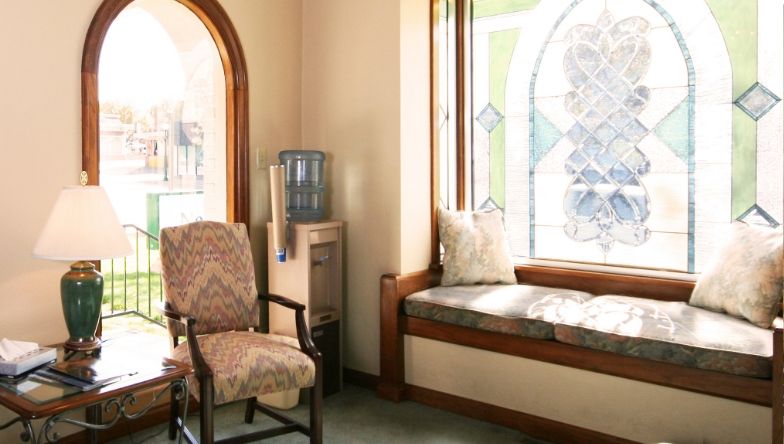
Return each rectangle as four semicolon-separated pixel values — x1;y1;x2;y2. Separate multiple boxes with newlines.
343;367;379;390
404;384;637;444
351;366;634;444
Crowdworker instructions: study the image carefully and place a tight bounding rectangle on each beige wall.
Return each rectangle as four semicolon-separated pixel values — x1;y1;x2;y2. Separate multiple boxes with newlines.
222;0;303;293
399;0;432;273
301;0;431;374
0;0;102;347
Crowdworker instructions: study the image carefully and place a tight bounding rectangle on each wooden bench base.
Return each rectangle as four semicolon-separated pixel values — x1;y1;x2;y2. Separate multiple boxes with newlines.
379;266;784;443
404;382;637;444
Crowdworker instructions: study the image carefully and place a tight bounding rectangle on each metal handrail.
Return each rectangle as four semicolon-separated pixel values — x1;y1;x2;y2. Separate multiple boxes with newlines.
102;224;165;327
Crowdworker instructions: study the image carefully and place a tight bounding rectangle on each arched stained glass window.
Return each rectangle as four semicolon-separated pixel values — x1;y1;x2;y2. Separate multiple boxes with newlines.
453;0;784;274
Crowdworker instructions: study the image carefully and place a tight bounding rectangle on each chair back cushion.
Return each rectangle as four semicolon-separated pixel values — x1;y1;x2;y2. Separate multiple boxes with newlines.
160;221;259;337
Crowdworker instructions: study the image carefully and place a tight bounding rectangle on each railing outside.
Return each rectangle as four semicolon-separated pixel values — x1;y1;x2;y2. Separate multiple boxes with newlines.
101;224;165;328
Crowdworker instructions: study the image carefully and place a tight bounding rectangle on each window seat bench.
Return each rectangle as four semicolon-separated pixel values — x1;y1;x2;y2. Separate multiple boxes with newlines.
378;265;784;443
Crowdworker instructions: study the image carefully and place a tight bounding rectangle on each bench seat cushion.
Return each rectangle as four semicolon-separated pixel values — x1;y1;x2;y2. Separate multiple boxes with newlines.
554;295;773;378
404;284;593;339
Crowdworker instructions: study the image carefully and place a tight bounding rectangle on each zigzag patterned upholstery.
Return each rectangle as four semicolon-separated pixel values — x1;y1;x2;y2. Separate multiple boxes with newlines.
160;221;259;337
172;331;315;405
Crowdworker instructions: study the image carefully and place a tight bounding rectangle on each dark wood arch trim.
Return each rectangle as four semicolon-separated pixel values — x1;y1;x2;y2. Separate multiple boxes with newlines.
81;0;249;226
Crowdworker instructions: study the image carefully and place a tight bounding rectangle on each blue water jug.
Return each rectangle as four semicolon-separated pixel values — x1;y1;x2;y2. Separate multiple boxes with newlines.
279;150;325;222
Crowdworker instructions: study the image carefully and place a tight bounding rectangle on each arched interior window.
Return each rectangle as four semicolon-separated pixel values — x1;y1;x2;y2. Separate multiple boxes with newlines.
82;0;249;227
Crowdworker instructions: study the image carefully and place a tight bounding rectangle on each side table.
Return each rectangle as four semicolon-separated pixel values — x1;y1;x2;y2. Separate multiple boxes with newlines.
0;340;192;443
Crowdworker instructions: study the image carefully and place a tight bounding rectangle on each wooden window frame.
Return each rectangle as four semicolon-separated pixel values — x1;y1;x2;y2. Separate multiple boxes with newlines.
81;0;249;226
430;0;470;264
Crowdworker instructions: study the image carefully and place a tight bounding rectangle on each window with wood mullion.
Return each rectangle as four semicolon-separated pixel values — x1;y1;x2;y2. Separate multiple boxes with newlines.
432;0;783;275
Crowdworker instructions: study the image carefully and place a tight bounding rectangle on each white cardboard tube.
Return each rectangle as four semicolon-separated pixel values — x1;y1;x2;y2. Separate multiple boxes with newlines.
269;165;287;262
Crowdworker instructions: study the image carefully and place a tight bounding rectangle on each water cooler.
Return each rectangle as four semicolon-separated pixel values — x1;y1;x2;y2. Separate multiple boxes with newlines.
267;150;342;396
279;150;325;222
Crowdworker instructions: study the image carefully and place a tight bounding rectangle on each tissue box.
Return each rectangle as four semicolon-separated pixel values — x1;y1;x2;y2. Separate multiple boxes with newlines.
0;347;57;376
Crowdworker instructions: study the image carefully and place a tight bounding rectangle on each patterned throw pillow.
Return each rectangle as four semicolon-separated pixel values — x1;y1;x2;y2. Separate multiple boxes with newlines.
689;222;783;328
438;207;516;286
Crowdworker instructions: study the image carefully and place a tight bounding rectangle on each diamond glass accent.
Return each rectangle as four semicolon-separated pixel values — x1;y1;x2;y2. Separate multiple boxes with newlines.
735;82;781;121
532;108;564;167
478;197;500;211
438;105;447;130
476;103;504;132
738;204;780;228
653;97;690;163
561;11;652;255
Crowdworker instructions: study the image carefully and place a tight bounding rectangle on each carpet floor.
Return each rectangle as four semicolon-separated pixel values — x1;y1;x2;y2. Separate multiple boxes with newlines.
108;384;550;444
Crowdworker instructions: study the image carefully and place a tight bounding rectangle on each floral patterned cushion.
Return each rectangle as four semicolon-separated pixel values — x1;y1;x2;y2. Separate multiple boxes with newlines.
405;284;593;339
554;295;773;378
689;222;783;328
160;221;260;337
438;208;516;286
172;331;315;405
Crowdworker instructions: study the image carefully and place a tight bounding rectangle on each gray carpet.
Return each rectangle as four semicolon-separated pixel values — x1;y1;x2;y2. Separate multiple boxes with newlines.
108;384;550;443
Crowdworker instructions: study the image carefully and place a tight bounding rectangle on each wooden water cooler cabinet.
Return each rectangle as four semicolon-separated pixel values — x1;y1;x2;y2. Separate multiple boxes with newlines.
267;220;343;396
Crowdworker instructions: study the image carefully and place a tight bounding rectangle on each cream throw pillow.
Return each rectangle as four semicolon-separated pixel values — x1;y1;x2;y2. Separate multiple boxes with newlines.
438;207;516;286
689;222;783;328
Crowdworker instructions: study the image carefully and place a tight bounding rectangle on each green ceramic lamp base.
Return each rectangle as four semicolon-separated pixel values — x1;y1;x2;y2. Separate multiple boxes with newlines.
61;261;103;353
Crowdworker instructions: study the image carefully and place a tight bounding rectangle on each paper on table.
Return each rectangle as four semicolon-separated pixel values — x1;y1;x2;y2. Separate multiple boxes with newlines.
0;338;39;361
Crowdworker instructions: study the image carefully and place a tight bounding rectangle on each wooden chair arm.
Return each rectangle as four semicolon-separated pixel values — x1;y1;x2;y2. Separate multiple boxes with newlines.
259;292;306;312
294;308;322;364
258;293;321;363
156;301;192;325
157;302;213;379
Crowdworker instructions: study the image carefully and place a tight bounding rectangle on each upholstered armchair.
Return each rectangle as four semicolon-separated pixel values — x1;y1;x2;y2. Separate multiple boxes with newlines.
159;221;322;444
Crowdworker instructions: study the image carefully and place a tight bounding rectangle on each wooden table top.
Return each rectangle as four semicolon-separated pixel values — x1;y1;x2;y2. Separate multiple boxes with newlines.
0;337;191;419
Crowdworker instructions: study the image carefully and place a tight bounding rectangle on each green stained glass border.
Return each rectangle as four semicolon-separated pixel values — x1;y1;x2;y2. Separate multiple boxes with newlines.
705;0;758;217
488;29;520;208
473;0;541;19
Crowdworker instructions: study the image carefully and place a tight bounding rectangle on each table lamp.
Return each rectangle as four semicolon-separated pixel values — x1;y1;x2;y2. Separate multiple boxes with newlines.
33;173;132;353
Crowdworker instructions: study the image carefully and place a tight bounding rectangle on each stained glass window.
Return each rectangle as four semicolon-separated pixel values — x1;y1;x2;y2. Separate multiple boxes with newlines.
439;0;459;210
440;0;783;273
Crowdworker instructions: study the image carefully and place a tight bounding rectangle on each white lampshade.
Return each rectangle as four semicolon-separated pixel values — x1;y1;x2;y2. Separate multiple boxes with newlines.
33;186;133;261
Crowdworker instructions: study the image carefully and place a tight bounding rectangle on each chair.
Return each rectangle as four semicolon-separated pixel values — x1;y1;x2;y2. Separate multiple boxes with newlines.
159;221;322;444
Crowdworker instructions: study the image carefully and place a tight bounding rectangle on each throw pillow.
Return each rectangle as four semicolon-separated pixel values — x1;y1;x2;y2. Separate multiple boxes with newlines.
689;221;783;328
438;207;516;286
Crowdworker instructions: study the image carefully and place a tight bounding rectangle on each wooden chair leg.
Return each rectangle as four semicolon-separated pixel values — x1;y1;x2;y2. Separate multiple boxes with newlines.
310;361;323;444
244;397;256;424
168;385;181;440
200;378;215;444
